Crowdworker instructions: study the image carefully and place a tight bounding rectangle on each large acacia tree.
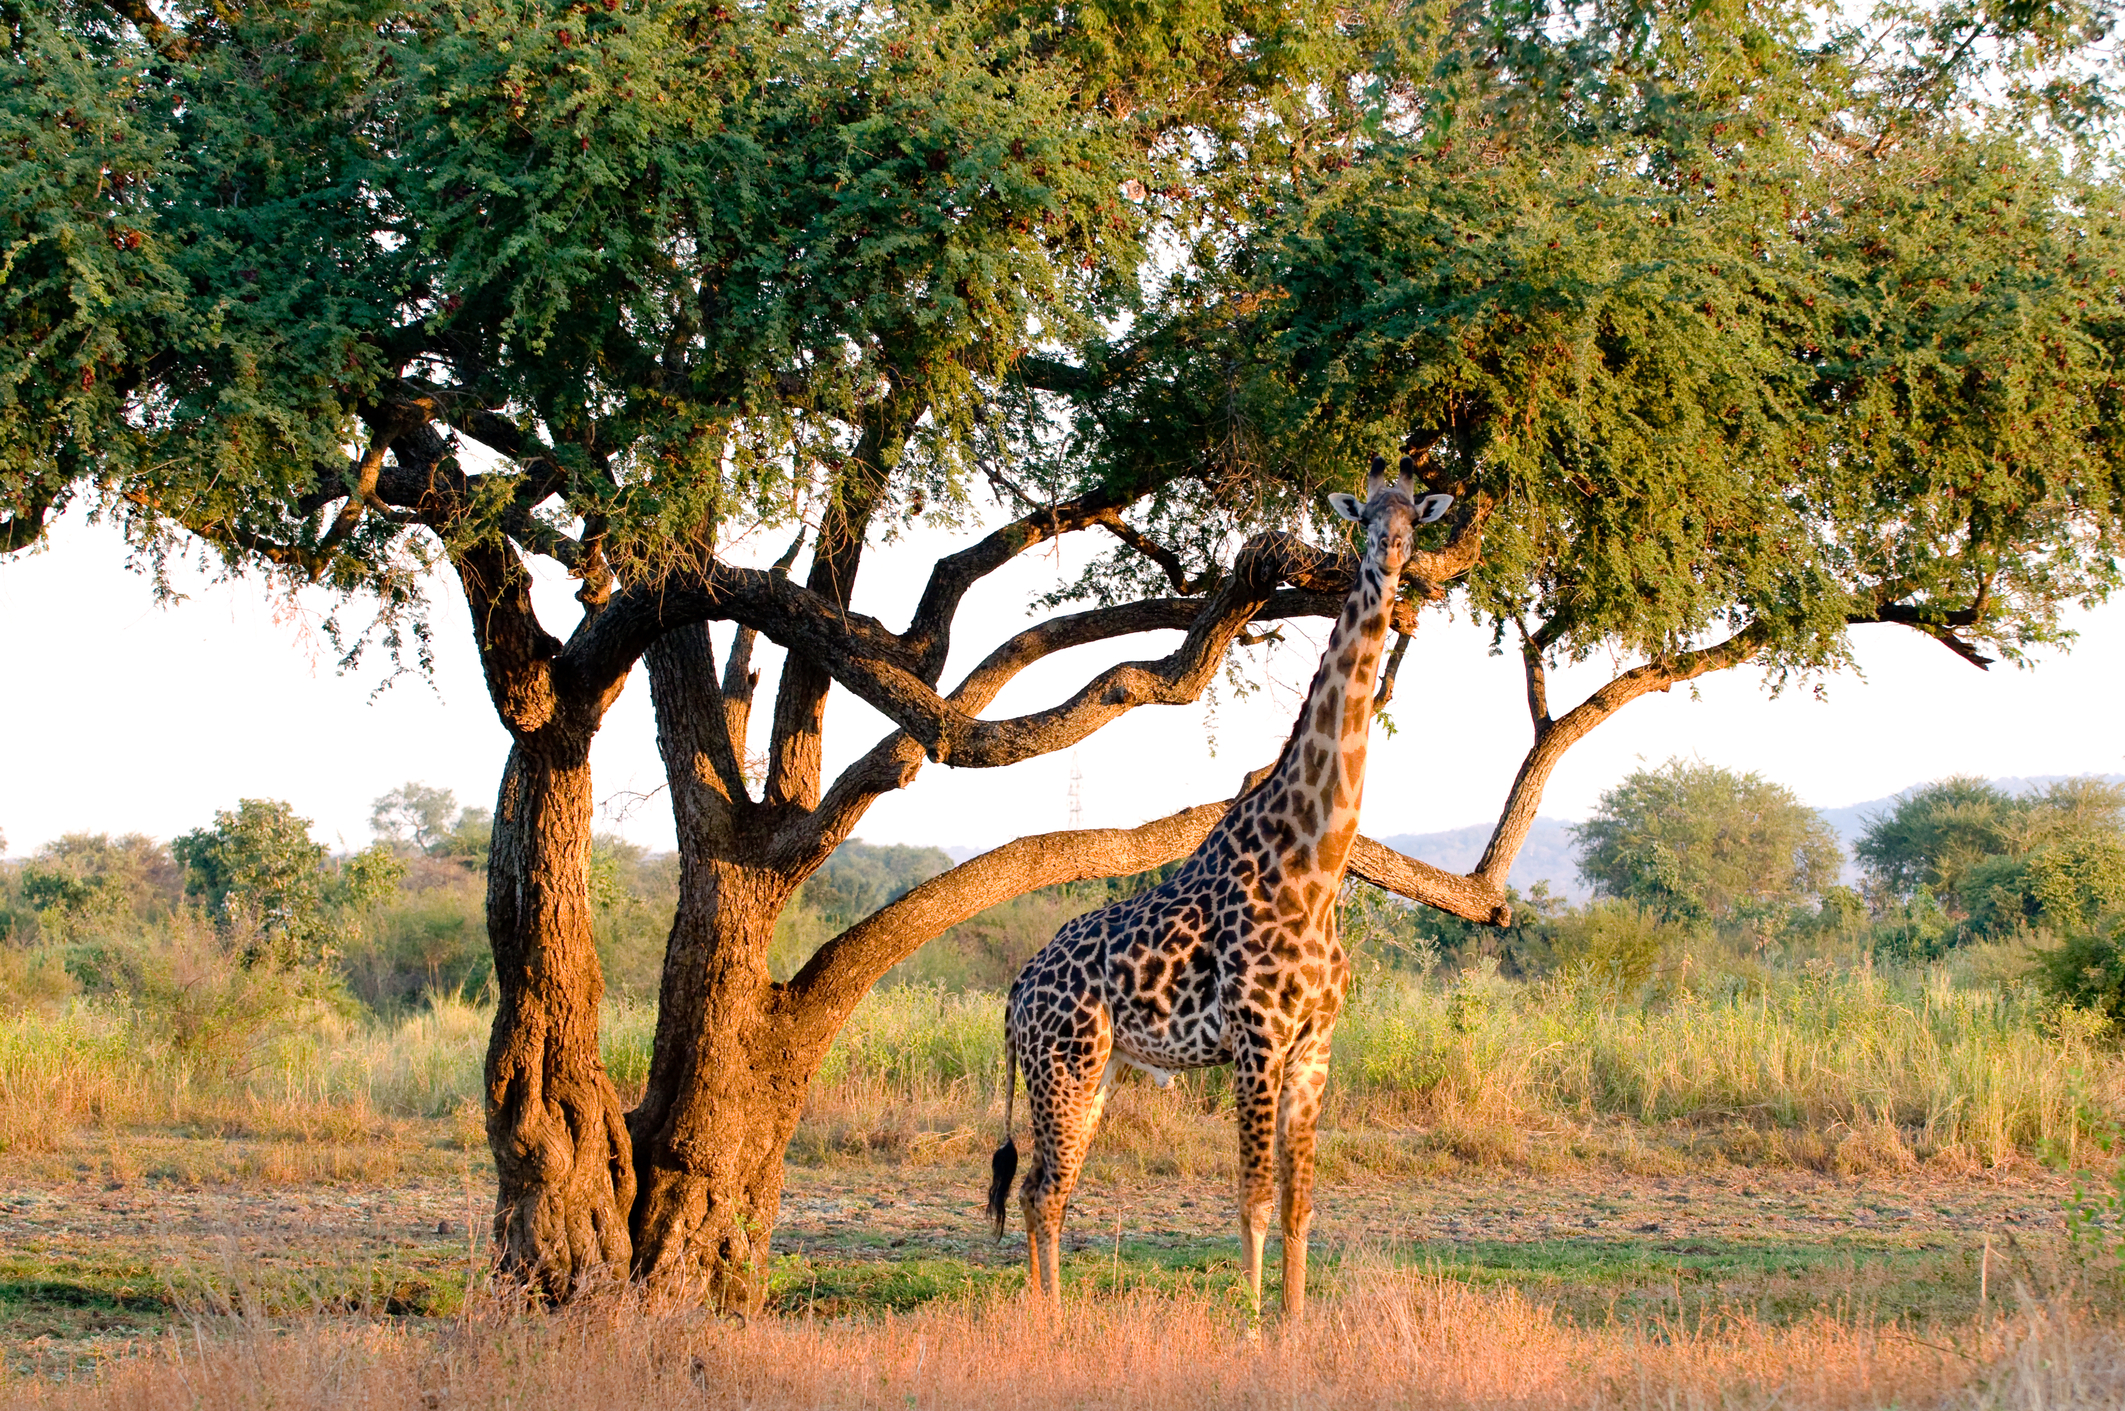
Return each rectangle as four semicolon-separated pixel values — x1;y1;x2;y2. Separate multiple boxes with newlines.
8;0;2123;1304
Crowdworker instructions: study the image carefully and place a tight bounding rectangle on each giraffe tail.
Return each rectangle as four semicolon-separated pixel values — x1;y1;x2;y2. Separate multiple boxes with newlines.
986;1036;1018;1243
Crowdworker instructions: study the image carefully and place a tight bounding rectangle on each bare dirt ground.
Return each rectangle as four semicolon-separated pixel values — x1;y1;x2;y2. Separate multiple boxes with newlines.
0;1142;2075;1378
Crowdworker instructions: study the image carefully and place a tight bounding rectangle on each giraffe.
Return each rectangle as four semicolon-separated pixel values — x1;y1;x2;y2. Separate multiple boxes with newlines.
986;453;1452;1316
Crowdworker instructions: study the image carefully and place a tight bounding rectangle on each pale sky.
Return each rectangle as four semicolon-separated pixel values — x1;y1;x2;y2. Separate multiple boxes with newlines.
3;511;2121;859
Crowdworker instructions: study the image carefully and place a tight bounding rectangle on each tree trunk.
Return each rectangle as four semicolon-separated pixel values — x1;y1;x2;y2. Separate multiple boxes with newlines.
627;859;821;1310
485;738;636;1295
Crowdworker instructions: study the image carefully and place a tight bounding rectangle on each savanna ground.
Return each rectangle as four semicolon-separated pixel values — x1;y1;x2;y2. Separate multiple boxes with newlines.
8;961;2125;1408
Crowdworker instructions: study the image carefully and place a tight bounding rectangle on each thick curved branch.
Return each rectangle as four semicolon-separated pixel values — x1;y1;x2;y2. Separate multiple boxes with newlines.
900;475;1191;683
776;799;1234;1031
780;800;1512;1030
798;588;1343;866
1471;622;1772;889
1346;839;1512;927
573;529;1434;781
455;536;568;738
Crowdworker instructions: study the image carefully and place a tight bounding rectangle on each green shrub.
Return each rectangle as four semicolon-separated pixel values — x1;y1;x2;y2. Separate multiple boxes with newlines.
2030;918;2125;1023
1542;902;1676;996
1970;839;2125;938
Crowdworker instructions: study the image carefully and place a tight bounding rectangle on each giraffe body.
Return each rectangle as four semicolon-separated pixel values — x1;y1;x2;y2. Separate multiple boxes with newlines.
990;461;1447;1316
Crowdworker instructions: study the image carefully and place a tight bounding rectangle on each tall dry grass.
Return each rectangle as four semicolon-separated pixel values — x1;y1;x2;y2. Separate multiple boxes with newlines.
4;959;2117;1176
0;994;656;1165
12;1265;2120;1410
799;965;2122;1172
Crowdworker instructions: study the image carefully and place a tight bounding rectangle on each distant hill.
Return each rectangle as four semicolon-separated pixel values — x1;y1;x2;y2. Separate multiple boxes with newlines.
1377;819;1590;903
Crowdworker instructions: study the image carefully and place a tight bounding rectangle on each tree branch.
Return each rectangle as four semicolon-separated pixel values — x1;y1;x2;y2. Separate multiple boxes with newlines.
797;588;1338;870
776;797;1238;1031
1471;622;1772;890
647;623;749;850
1856;602;1995;669
312;422;404;575
1373;631;1413;710
765;413;905;810
1096;511;1219;595
1518;619;1552;732
722;528;806;792
899;476;1184;684
1346;838;1512;926
779;795;1512;1032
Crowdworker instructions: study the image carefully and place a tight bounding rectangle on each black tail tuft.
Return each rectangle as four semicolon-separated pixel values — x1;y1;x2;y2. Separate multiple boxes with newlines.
987;1138;1018;1242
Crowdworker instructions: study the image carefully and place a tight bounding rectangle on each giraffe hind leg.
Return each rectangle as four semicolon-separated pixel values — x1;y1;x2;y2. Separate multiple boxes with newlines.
1020;1042;1116;1310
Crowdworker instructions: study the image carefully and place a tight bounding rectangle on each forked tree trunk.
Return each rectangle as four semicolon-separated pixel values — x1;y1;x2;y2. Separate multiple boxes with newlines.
485;738;636;1294
627;860;828;1309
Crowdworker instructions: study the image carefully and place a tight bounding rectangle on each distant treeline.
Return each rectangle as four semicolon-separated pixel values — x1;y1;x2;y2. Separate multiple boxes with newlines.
4;762;2124;1029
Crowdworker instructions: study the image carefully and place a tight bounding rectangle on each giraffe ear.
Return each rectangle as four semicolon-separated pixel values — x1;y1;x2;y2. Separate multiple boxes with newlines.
1327;492;1365;522
1414;492;1454;524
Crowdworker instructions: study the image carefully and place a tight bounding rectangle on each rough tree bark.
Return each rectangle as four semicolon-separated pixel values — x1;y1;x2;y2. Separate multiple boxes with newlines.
453;520;638;1296
485;735;635;1291
625;622;827;1308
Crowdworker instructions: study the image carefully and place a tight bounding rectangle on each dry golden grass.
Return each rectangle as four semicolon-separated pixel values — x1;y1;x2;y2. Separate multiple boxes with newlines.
13;1265;2122;1410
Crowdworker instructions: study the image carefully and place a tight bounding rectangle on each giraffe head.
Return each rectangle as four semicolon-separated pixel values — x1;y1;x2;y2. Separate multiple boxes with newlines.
1326;450;1453;573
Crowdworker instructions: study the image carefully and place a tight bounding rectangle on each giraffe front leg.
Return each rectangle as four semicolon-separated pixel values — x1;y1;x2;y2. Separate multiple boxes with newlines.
1276;1025;1333;1318
1232;1047;1280;1314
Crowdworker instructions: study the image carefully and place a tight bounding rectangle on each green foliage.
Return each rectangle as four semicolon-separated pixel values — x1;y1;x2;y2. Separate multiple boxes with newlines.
1571;760;1843;926
116;909;353;1068
1338;883;1442;979
344;873;493;1011
437;808;492;871
1855;775;2021;900
1968;837;2125;937
586;835;679;998
1868;887;1959;964
2031;920;2125;1024
172;799;403;967
6;0;2117;690
1858;778;2125;949
1542;903;1678;998
12;833;182;943
803;843;956;932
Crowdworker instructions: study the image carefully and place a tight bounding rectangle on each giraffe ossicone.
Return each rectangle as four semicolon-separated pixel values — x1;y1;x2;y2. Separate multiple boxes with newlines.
985;452;1449;1317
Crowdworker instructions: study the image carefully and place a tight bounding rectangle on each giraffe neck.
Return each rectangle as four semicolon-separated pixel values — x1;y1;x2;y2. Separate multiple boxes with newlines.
1248;548;1397;882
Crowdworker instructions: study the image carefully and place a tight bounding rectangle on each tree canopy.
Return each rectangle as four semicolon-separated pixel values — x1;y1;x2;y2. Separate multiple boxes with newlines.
1857;775;2125;936
172;799;401;965
1571;759;1843;924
